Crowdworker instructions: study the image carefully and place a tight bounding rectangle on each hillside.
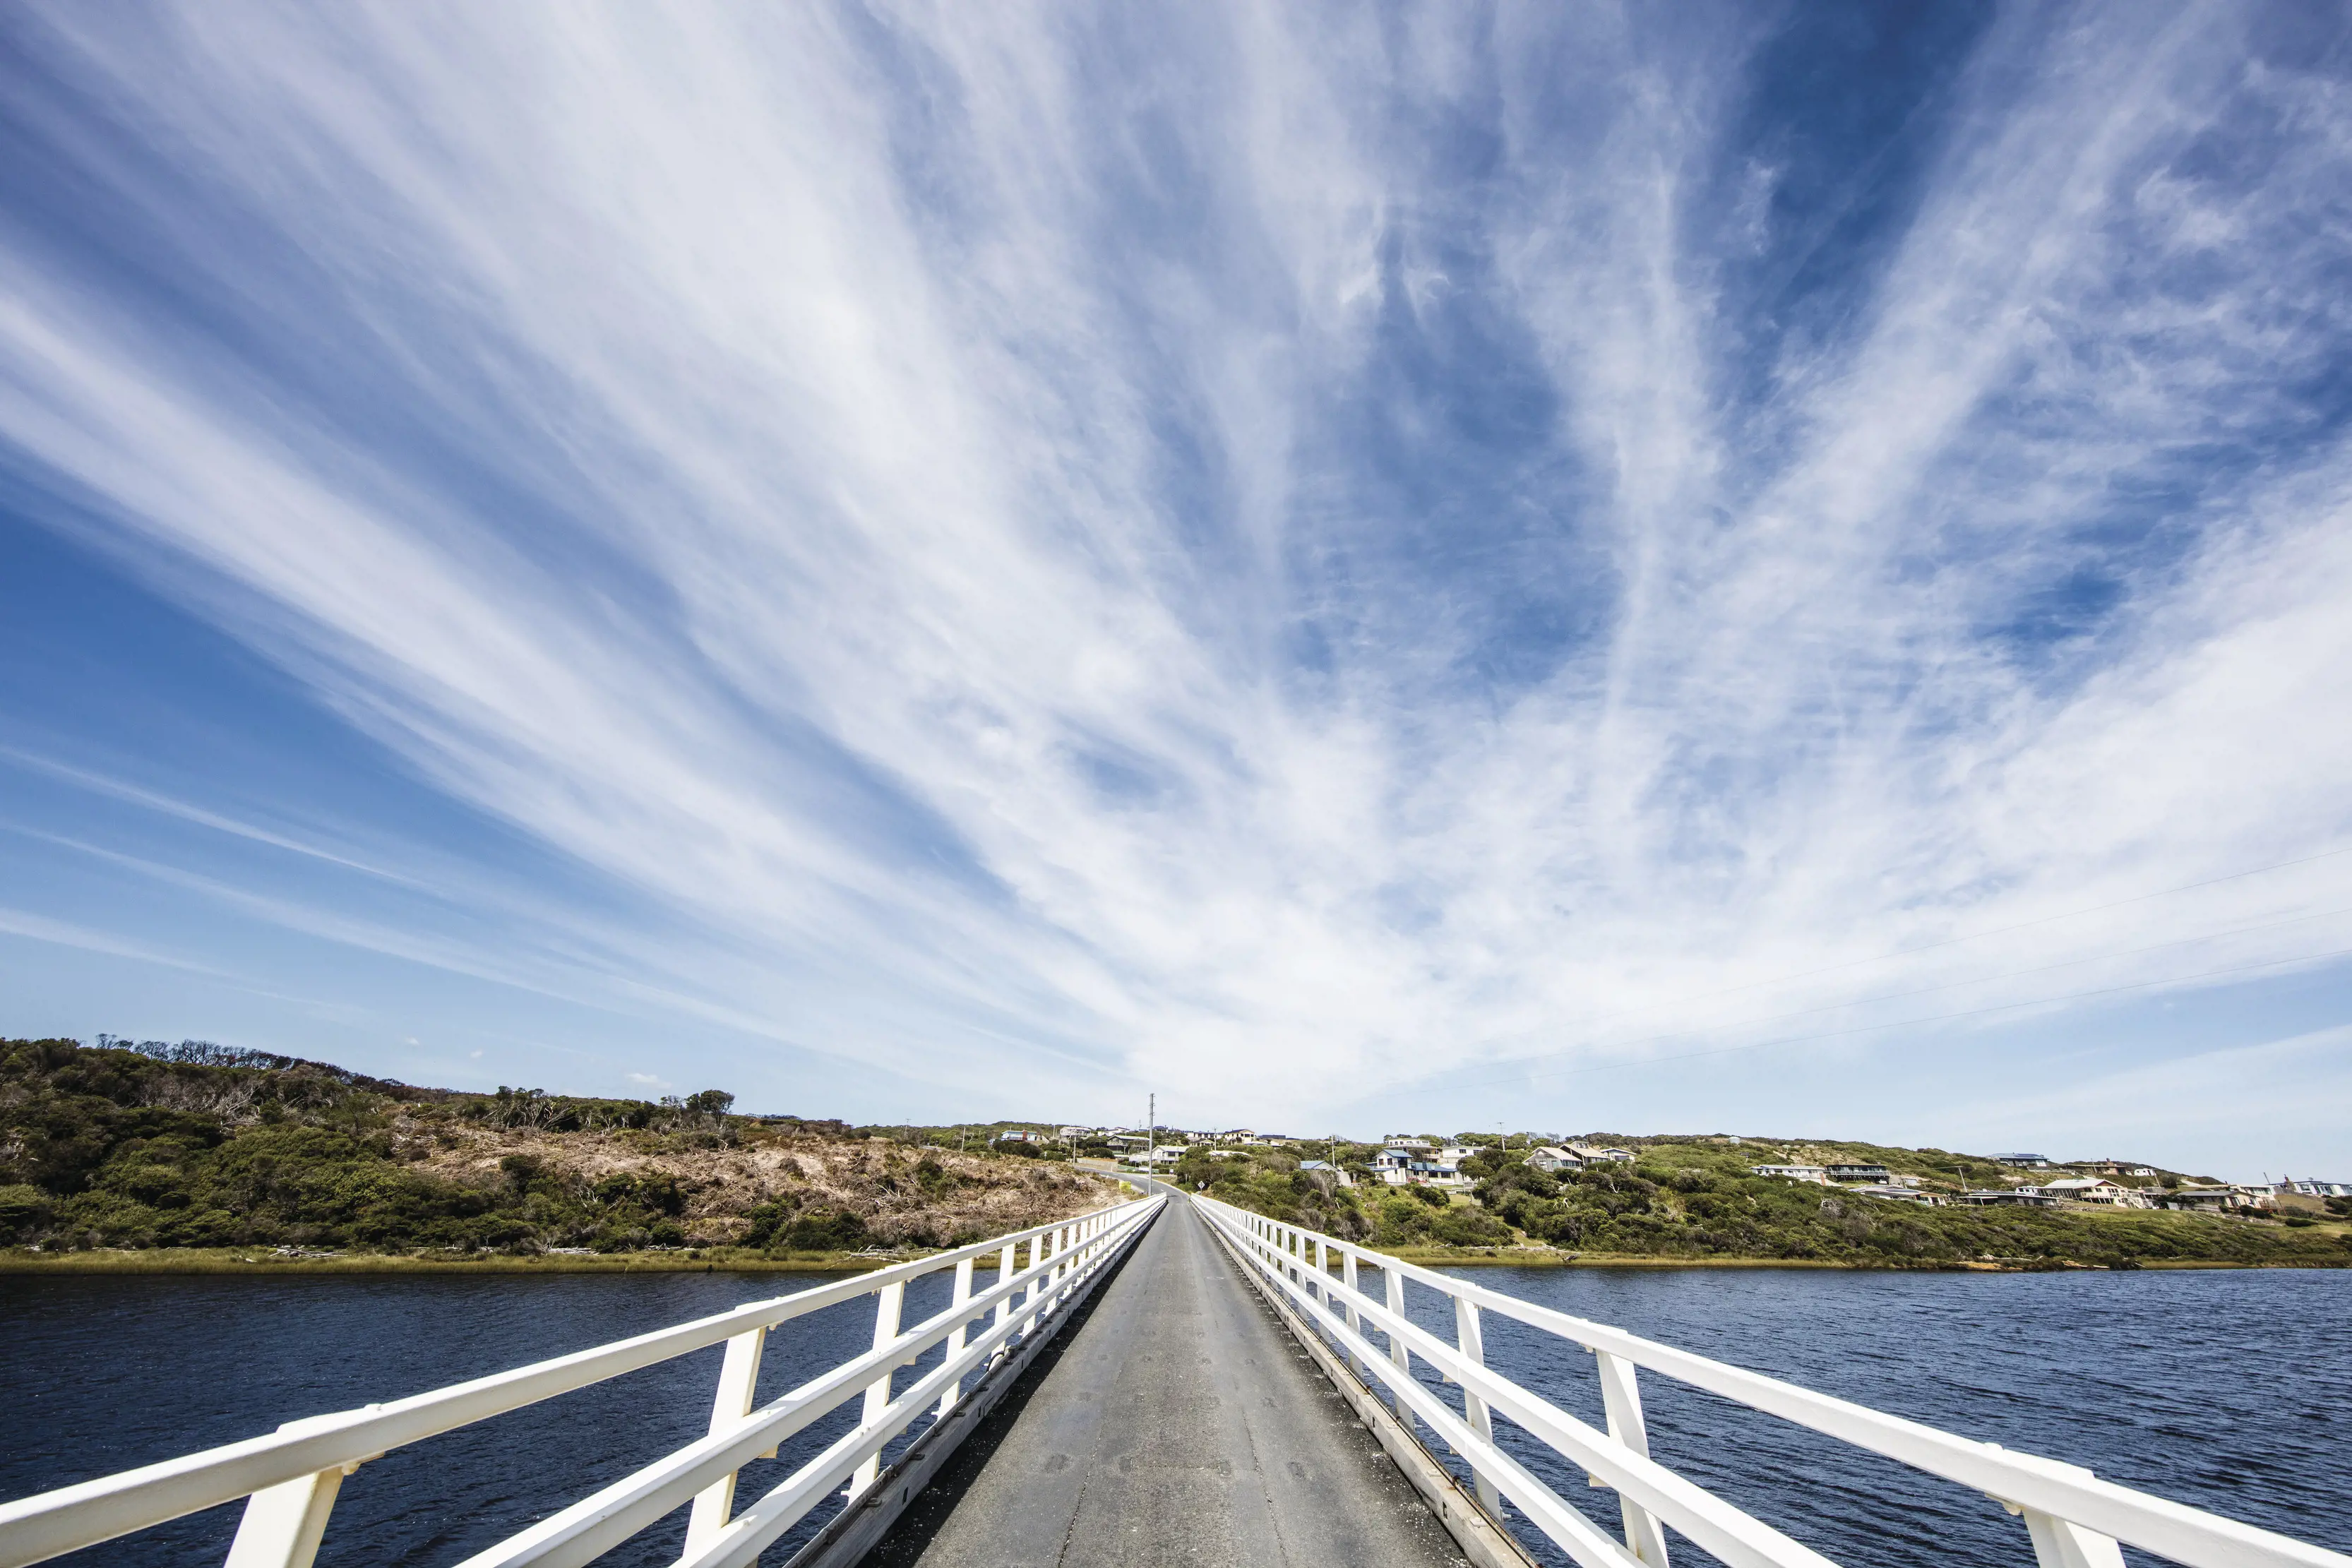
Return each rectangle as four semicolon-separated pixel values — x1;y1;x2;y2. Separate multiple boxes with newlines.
1180;1135;2352;1269
0;1039;1116;1262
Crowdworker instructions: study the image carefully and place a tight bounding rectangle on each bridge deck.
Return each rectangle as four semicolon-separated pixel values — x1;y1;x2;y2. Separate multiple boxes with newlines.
865;1196;1467;1568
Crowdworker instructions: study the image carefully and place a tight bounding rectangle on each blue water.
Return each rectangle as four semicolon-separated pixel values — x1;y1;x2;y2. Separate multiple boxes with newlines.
1;1264;2344;1566
0;1268;984;1567
1404;1265;2351;1567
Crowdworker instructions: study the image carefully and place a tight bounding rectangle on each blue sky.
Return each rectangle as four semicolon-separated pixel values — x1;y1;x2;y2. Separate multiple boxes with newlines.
2;2;2351;1180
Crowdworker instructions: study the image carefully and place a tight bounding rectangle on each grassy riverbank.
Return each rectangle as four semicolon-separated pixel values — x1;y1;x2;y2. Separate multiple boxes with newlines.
0;1245;897;1274
0;1038;1114;1259
1181;1138;2352;1270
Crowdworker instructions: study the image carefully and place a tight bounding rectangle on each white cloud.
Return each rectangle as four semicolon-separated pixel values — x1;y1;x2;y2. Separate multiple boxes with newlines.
1;3;2349;1125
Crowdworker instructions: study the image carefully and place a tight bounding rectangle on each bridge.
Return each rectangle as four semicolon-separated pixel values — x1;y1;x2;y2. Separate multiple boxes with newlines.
2;1184;2344;1568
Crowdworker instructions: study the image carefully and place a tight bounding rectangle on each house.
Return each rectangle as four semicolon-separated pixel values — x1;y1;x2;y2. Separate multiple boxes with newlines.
1996;1154;2054;1169
1527;1145;1582;1173
996;1130;1044;1144
1376;1142;1472;1188
2040;1177;2149;1208
1568;1143;1635;1164
1297;1159;1356;1189
2072;1159;2158;1178
1826;1163;1891;1183
2286;1178;2352;1198
1106;1132;1152;1151
1953;1188;2058;1207
1850;1185;1944;1206
1750;1164;1831;1185
1055;1126;1094;1142
2159;1187;2235;1211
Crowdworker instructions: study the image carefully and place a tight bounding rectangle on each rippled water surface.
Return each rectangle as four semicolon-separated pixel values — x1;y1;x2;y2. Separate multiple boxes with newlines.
1412;1264;2351;1567
0;1267;978;1567
2;1262;2345;1567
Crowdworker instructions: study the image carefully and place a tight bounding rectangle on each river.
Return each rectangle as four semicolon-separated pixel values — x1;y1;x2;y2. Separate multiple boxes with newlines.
1;1262;2344;1566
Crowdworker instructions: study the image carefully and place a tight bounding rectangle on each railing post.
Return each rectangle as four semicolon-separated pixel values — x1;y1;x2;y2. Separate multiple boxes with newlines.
683;1325;771;1555
1342;1250;1366;1376
1594;1349;1671;1567
1989;1452;2127;1568
935;1257;977;1418
1385;1265;1414;1435
851;1281;905;1495
1452;1298;1503;1517
222;1411;377;1568
1314;1237;1330;1312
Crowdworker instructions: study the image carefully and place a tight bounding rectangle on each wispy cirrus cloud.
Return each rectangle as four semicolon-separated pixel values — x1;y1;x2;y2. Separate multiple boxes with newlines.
1;2;2349;1137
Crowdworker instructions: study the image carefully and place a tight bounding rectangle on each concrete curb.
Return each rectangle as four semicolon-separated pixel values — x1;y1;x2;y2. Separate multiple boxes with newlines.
1200;1204;1541;1568
780;1199;1164;1568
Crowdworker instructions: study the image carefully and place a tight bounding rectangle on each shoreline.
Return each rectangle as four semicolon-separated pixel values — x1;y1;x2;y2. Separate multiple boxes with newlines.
1395;1249;2341;1271
0;1247;883;1276
4;1245;2337;1276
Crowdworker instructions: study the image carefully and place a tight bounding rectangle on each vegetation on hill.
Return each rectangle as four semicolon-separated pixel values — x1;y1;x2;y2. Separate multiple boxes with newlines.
1174;1135;2350;1269
0;1039;1114;1258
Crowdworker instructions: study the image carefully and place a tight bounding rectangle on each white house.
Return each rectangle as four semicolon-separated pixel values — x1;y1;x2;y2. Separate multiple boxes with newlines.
1826;1163;1892;1183
1954;1188;2059;1207
2286;1177;2352;1197
1297;1159;1356;1188
1850;1184;1944;1206
1377;1143;1472;1188
2040;1178;2149;1208
1750;1164;1830;1184
1527;1145;1582;1173
1996;1154;2055;1169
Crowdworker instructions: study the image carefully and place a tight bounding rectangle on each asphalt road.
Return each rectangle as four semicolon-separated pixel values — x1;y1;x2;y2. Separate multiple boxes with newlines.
864;1196;1467;1568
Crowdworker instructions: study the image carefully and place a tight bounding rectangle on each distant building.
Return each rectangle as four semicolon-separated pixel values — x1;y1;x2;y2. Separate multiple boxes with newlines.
1826;1163;1891;1183
996;1130;1044;1144
2285;1178;2352;1198
1954;1188;2058;1207
1376;1143;1472;1188
1527;1145;1582;1173
1297;1159;1356;1188
1850;1185;1944;1206
2072;1159;2158;1178
1568;1144;1635;1165
2040;1178;2150;1208
1751;1164;1831;1185
1996;1154;2054;1169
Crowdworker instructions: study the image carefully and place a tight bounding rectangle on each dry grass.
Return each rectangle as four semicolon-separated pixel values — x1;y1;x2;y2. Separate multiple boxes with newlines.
393;1115;1120;1247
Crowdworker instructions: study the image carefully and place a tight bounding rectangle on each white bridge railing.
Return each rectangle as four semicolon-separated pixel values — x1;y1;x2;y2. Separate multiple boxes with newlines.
0;1192;1164;1568
1196;1193;2348;1568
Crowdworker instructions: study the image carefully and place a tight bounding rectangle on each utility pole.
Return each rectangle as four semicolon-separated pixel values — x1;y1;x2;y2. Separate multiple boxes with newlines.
1147;1093;1157;1188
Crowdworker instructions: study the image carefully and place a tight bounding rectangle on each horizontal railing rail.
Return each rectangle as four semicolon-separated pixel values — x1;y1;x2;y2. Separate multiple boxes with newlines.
0;1192;1164;1568
1195;1193;2350;1568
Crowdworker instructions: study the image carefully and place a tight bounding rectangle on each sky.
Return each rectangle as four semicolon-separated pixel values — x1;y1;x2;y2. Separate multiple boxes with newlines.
2;2;2351;1180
